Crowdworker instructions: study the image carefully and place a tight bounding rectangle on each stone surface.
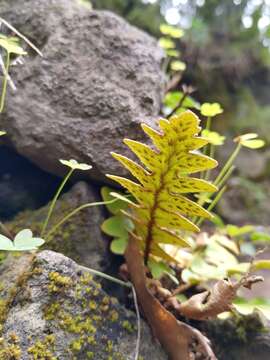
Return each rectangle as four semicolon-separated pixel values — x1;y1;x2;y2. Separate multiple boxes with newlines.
217;176;270;225
0;146;60;220
0;0;164;183
6;181;110;271
0;250;166;359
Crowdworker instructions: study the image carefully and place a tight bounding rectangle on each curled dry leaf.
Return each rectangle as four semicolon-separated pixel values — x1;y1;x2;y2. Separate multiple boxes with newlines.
177;274;264;321
125;236;217;360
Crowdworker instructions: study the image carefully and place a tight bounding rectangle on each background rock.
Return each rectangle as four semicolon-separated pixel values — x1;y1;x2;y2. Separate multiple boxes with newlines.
0;250;166;360
6;181;109;271
0;0;164;183
0;146;61;220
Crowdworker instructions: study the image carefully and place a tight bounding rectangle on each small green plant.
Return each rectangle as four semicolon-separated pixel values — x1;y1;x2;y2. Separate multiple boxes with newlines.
0;17;42;114
0;229;44;251
101;187;134;255
41;159;92;237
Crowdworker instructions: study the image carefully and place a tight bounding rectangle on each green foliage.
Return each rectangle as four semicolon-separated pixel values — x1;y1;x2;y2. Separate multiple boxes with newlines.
170;60;186;72
163;91;200;117
0;229;44;251
234;133;265;149
0;18;42;114
0;35;27;55
233;298;270;320
107;111;218;263
59;159;92;171
160;24;184;39
101;187;133;255
200;102;223;117
201;130;225;146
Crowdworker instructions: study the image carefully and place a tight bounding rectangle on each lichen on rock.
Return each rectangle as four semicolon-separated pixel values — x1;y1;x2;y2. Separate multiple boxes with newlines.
0;250;166;360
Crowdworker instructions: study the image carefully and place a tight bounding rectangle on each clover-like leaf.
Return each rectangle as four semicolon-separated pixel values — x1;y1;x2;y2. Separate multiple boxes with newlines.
160;24;184;38
200;102;223;117
166;49;180;57
59;159;92;171
0;229;45;251
0;36;27;55
110;237;128;255
201;129;225;146
101;187;128;215
101;215;129;238
170;60;186;72
234;133;265;149
158;37;175;49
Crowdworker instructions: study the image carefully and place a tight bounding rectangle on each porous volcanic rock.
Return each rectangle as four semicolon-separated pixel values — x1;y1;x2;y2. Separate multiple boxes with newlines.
0;0;165;182
0;250;166;359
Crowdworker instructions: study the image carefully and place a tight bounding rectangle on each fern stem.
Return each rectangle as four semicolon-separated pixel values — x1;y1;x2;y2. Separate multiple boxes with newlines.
41;168;74;237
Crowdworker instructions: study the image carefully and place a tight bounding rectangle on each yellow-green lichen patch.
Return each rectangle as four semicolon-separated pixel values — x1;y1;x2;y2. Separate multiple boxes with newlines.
0;333;21;360
121;320;135;333
48;272;73;293
41;269;138;359
27;334;56;360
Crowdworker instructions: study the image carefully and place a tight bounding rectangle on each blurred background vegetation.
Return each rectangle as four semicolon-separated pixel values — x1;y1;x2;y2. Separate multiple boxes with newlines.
93;0;270;225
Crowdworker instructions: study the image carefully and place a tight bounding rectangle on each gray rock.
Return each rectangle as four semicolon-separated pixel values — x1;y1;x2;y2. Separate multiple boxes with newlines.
0;0;165;183
0;250;166;360
6;181;109;271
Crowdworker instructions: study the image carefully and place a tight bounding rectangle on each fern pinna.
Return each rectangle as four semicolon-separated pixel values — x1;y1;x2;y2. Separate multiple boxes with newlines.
107;110;218;264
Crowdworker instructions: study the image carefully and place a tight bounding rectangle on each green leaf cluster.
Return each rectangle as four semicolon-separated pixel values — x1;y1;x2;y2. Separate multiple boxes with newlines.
101;187;134;255
107;111;218;263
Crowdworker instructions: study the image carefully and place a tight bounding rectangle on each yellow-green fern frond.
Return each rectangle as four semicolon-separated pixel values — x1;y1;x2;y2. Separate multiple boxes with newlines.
107;110;218;263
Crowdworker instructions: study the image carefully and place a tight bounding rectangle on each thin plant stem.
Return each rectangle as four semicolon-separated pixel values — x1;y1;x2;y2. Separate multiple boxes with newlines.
202;116;212;158
41;168;74;237
79;264;130;288
0;51;10;113
78;264;141;360
45;198;118;240
131;285;141;360
196;186;227;227
167;91;188;118
214;143;241;186
204;144;215;180
216;164;235;189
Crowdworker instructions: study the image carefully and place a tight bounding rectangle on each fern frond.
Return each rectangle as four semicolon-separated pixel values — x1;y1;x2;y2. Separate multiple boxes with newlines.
107;110;218;264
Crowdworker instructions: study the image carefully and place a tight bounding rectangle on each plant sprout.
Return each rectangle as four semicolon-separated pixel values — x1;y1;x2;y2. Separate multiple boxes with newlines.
41;159;92;237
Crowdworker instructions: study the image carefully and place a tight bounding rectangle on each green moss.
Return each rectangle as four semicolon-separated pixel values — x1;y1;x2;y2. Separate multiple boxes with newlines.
27;334;56;359
48;272;73;293
0;334;21;360
0;344;21;360
121;320;135;333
